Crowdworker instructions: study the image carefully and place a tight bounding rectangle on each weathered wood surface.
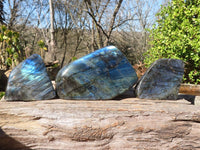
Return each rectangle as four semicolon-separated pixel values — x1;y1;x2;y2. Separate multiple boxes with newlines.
1;96;200;149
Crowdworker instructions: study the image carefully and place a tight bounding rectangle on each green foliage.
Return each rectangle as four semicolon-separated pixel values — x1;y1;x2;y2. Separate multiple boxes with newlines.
71;57;77;61
52;63;59;68
0;25;25;69
0;92;5;99
38;40;47;50
145;0;200;84
37;40;47;58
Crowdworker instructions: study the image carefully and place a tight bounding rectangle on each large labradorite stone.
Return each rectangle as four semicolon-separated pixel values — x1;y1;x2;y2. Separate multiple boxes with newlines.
56;46;138;100
135;59;184;100
5;54;56;101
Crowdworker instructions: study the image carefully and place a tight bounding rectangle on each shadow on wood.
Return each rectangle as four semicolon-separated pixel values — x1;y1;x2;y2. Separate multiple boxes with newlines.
0;128;30;150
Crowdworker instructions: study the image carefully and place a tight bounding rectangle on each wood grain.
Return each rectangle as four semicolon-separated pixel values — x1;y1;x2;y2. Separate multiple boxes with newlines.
1;97;200;149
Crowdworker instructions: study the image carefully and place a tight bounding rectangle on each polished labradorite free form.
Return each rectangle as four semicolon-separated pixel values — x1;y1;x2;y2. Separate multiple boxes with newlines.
5;54;56;100
56;46;138;100
135;58;184;100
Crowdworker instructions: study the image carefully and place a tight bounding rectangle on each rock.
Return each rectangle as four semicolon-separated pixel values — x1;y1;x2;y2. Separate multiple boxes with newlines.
5;54;56;101
1;97;200;149
0;70;7;91
56;46;138;100
136;58;184;100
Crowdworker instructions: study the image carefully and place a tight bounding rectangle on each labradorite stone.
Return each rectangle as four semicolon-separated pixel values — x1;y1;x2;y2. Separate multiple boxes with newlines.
135;59;184;100
56;46;138;100
5;54;56;101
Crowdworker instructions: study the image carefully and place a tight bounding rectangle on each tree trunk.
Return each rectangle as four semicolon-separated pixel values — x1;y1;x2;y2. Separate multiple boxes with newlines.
1;95;200;149
45;0;56;63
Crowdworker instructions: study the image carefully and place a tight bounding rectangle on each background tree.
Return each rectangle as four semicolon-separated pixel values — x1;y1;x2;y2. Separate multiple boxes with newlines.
112;0;161;64
46;0;56;62
0;0;5;24
83;0;131;50
145;0;200;84
2;0;165;69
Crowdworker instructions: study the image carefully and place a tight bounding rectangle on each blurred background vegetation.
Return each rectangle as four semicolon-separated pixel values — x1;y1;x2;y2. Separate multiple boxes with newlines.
0;0;200;84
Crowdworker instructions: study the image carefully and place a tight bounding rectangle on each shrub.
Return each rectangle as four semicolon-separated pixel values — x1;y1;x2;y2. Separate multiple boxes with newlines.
0;25;25;70
144;0;200;84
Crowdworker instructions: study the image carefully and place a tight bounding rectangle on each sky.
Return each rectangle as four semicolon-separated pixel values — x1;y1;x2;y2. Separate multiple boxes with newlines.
3;0;169;29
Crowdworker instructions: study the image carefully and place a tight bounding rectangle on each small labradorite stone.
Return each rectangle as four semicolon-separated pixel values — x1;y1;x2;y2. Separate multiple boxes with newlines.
56;46;138;100
135;58;184;100
5;54;56;101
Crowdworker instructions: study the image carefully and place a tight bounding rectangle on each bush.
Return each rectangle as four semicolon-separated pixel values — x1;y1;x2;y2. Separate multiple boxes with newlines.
0;25;25;70
144;0;200;84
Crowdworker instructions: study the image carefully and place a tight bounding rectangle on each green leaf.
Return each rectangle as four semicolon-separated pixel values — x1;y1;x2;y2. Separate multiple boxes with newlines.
1;25;6;32
5;57;12;66
11;47;15;53
7;31;13;38
72;57;77;61
0;25;25;70
38;40;45;48
6;47;12;55
145;0;200;84
3;35;8;40
13;52;19;59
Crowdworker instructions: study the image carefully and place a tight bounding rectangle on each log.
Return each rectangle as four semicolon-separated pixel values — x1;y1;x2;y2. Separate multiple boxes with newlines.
1;95;200;149
179;84;200;96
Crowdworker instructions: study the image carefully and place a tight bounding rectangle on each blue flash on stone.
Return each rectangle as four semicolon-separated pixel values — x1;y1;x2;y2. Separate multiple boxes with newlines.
5;54;56;101
56;45;138;100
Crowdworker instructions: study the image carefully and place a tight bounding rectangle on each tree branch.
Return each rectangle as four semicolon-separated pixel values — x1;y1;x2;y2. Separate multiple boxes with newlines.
105;0;123;45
